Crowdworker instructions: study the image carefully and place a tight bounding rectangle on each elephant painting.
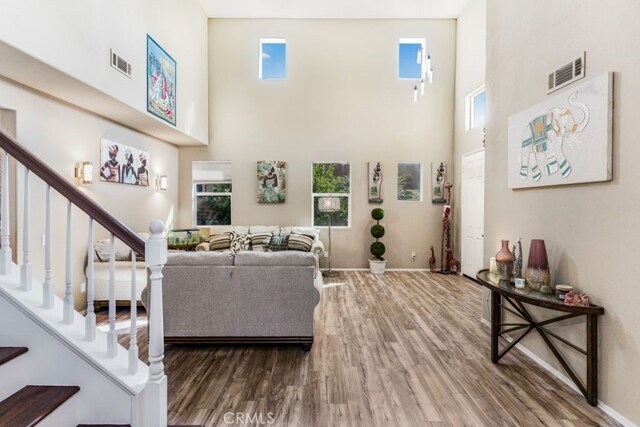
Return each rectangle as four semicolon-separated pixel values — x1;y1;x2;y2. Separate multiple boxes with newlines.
518;92;590;182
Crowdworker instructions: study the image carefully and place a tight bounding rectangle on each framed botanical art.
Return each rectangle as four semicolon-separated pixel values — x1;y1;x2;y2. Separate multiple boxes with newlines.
100;138;150;187
147;35;176;126
508;73;613;189
257;161;286;203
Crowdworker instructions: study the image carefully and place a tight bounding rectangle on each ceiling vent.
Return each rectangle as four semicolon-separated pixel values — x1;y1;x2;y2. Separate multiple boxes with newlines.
547;53;585;94
110;49;132;78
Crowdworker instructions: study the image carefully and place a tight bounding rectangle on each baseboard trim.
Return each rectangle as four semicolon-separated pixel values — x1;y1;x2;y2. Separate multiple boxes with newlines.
319;268;433;272
165;336;313;346
479;318;636;426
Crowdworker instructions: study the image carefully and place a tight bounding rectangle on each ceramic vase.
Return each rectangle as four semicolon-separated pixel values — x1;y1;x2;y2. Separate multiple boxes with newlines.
525;239;551;293
495;240;514;281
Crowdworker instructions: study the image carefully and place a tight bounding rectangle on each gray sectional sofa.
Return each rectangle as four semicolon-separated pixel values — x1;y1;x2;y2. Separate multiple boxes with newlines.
142;250;321;350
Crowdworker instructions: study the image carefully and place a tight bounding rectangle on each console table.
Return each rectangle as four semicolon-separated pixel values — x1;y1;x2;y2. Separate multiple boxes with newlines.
476;269;604;406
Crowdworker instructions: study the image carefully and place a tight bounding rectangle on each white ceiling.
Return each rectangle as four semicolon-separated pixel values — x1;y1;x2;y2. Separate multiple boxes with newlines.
197;0;472;19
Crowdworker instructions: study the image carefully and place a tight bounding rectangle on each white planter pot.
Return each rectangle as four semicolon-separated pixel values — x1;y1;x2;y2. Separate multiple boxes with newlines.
369;258;387;275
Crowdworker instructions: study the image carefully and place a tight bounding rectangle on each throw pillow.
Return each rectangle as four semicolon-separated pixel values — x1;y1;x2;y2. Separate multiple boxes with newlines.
250;232;273;251
209;232;232;251
269;235;289;252
287;233;314;252
230;232;252;252
94;238;132;262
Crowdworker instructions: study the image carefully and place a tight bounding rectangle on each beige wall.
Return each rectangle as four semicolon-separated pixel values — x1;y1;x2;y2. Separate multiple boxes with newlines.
178;19;457;269
485;1;640;424
0;0;209;143
0;77;179;309
453;0;486;259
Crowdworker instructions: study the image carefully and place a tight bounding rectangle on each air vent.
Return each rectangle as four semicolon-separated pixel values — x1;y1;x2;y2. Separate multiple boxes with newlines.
110;49;132;78
547;52;585;94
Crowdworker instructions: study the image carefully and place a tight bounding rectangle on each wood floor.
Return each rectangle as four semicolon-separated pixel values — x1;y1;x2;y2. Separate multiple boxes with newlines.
98;271;619;426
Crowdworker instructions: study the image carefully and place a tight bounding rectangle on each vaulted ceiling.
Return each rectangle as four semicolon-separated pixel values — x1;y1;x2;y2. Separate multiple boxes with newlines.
197;0;471;19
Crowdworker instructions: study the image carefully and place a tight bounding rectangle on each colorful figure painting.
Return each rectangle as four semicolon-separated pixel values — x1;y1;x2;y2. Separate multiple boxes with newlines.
257;161;286;203
100;138;149;187
431;161;447;203
368;162;383;203
508;73;613;189
147;35;176;126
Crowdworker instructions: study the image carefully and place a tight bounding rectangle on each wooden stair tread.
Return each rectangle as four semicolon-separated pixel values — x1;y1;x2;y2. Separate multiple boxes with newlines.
0;385;79;427
0;347;28;366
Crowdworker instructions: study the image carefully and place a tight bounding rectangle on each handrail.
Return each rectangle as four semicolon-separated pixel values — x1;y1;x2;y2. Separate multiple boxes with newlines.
0;128;145;255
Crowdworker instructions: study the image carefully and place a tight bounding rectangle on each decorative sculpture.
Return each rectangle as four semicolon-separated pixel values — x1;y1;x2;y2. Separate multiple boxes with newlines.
428;246;436;272
438;183;453;274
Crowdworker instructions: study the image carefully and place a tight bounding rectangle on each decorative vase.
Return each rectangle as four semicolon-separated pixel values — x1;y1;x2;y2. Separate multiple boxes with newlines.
525;239;551;293
512;238;523;279
495;240;514;281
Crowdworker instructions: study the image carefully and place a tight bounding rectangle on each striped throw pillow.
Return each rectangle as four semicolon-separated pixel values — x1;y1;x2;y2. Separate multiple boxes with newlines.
250;232;273;251
209;232;232;251
269;235;289;252
287;233;314;252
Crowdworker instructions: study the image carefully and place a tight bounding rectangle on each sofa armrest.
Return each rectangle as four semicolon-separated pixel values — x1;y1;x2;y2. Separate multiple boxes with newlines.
195;242;211;252
310;240;324;257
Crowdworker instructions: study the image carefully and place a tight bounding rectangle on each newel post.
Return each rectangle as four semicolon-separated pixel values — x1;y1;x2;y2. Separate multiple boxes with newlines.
144;220;167;427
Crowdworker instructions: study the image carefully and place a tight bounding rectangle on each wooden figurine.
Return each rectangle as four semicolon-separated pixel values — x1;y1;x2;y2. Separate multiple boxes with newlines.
447;248;461;275
428;246;437;272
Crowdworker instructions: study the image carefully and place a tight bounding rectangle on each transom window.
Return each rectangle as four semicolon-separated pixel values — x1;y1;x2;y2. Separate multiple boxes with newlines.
259;38;286;80
466;85;486;130
312;162;351;227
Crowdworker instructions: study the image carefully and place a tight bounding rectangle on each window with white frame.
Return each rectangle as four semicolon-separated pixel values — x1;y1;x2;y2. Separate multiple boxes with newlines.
466;85;486;130
397;162;423;201
312;162;351;227
398;38;426;80
192;161;232;226
259;38;286;80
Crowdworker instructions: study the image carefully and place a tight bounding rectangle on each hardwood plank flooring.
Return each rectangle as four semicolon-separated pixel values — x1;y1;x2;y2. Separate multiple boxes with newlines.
97;271;619;426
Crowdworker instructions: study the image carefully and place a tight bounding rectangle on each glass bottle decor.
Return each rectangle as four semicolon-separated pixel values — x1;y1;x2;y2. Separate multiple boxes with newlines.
525;239;551;293
495;240;514;281
512;238;523;279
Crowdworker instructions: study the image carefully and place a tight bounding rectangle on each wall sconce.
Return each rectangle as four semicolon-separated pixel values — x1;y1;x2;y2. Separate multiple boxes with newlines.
74;161;93;184
156;175;167;191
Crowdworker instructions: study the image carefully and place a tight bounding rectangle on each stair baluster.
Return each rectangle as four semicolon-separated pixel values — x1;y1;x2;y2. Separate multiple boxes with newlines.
43;184;54;309
107;233;117;358
85;218;95;341
129;251;138;374
63;200;74;324
145;220;168;426
20;168;32;291
0;150;11;275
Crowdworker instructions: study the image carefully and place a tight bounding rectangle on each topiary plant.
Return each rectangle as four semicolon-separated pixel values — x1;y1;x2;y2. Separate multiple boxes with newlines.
370;208;385;260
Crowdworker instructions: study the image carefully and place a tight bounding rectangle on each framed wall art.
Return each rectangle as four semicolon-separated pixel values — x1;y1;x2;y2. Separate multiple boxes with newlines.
147;35;176;126
508;73;613;189
257;161;286;203
100;138;149;187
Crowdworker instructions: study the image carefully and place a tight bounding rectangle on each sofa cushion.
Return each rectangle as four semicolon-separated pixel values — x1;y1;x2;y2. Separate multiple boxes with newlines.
230;232;252;252
209;232;232;250
166;251;235;266
287;233;314;252
269;235;289;252
234;251;316;267
250;232;273;251
280;227;320;239
94;238;132;262
249;225;280;235
209;226;250;235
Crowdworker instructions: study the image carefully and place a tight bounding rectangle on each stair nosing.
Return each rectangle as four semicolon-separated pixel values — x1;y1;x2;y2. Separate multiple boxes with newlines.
0;385;80;427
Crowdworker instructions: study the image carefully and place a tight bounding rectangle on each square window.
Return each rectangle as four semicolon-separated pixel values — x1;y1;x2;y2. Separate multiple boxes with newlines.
399;38;426;79
193;161;232;226
260;38;286;80
312;162;351;227
397;162;423;201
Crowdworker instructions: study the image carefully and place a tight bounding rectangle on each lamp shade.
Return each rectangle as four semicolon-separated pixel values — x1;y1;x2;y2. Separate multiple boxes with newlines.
318;197;340;213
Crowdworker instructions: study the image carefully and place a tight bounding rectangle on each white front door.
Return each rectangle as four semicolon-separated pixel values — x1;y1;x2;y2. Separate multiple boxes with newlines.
461;150;485;278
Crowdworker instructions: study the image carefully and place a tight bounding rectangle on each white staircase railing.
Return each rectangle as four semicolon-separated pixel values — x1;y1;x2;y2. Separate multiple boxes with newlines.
0;128;168;426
